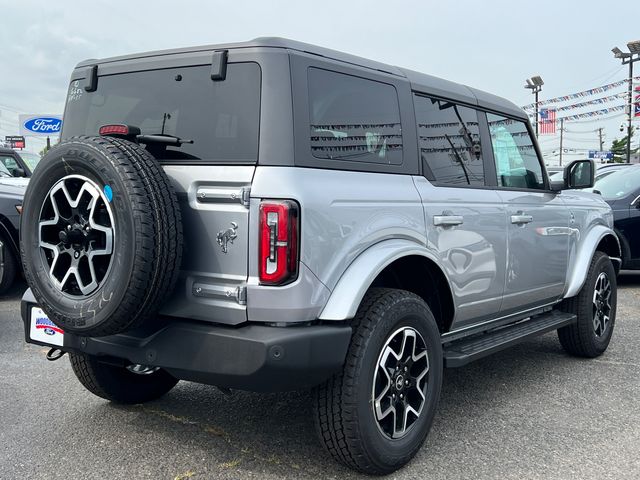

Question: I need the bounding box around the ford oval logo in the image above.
[23,117,62,134]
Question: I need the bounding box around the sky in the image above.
[0,0,638,164]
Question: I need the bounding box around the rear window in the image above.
[63,63,261,163]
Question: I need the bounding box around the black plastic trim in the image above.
[443,310,576,367]
[22,300,351,392]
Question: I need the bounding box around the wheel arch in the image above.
[0,214,19,257]
[565,226,621,298]
[318,239,455,333]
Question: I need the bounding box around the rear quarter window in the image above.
[307,68,403,165]
[63,63,261,163]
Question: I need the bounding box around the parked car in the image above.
[16,151,42,172]
[0,177,27,293]
[592,165,640,270]
[595,162,636,182]
[19,38,620,475]
[0,147,35,177]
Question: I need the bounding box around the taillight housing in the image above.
[259,200,299,285]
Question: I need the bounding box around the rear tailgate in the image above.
[160,165,253,324]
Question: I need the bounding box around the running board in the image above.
[443,310,577,368]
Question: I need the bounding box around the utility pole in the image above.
[612,40,640,163]
[597,127,604,151]
[559,118,564,166]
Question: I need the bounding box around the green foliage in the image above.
[611,126,637,163]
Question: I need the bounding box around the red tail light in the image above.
[259,200,299,285]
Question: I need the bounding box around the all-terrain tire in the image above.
[0,233,17,295]
[313,288,443,475]
[558,251,616,357]
[69,352,178,404]
[20,136,183,337]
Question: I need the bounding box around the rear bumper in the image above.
[21,293,352,392]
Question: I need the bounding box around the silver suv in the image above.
[20,38,620,474]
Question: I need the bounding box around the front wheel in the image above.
[313,288,443,475]
[558,251,617,357]
[69,352,178,404]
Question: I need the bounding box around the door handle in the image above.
[433,215,464,226]
[511,214,533,225]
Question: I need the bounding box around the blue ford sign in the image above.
[19,114,63,137]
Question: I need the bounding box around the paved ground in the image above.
[1,274,639,480]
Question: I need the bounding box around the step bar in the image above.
[443,310,577,368]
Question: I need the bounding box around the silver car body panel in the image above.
[249,167,426,323]
[160,165,254,325]
[560,190,619,298]
[412,177,507,328]
[496,190,569,313]
[319,239,436,321]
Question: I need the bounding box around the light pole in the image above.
[525,76,544,138]
[612,40,640,163]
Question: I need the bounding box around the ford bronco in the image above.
[20,38,620,474]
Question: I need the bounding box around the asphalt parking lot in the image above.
[1,275,639,480]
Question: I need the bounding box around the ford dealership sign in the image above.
[19,114,63,137]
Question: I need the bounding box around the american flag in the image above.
[634,85,640,118]
[539,108,556,134]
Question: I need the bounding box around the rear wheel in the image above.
[69,352,178,404]
[558,251,616,357]
[313,288,443,475]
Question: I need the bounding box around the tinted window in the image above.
[414,95,484,186]
[308,68,402,165]
[63,63,261,163]
[593,166,640,201]
[487,114,545,190]
[18,152,40,171]
[0,155,19,176]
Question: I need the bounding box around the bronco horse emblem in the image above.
[216,222,238,254]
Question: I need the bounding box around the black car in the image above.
[593,164,640,269]
[0,147,35,177]
[0,177,27,293]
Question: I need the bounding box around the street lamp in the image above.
[612,40,640,163]
[525,75,544,138]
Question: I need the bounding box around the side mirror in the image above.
[11,168,26,177]
[564,159,595,190]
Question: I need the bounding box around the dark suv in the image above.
[20,38,620,474]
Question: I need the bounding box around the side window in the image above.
[414,94,484,186]
[308,68,402,165]
[0,156,17,176]
[487,113,545,190]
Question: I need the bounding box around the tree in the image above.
[610,126,638,163]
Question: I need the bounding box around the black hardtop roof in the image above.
[0,147,20,155]
[76,37,526,120]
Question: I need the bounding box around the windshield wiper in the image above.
[136,134,194,146]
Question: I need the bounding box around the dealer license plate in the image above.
[29,307,64,347]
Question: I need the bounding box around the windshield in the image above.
[593,166,640,201]
[63,63,261,163]
[19,152,41,171]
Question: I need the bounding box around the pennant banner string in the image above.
[522,76,640,110]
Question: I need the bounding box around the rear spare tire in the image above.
[21,136,182,337]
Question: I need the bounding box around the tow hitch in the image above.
[46,348,66,361]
